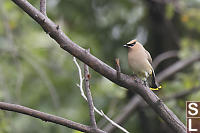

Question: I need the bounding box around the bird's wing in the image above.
[145,50,152,64]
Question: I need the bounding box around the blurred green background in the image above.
[0,0,200,133]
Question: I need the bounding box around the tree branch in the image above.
[74,57,129,133]
[104,84,200,132]
[10,0,186,132]
[103,95,142,132]
[115,58,121,80]
[103,54,200,132]
[0,102,105,133]
[84,49,97,129]
[104,86,200,133]
[40,0,46,16]
[157,54,200,82]
[152,50,178,69]
[162,86,200,101]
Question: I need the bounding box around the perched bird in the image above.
[123,39,161,90]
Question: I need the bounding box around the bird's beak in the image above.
[123,44,128,48]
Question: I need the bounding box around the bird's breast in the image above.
[128,50,151,74]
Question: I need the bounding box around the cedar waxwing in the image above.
[123,39,161,90]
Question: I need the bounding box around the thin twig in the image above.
[73,57,87,100]
[73,57,129,133]
[103,95,141,132]
[73,57,102,114]
[115,58,121,80]
[84,49,97,129]
[100,110,130,133]
[97,100,117,128]
[40,0,46,16]
[0,102,105,133]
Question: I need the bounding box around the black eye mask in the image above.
[127,41,136,47]
[123,41,136,48]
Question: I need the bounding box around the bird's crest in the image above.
[124,39,137,48]
[127,39,137,45]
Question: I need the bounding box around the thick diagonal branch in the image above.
[104,54,200,132]
[10,0,186,132]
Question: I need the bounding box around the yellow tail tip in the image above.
[150,86,162,91]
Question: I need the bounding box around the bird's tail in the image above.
[149,70,161,91]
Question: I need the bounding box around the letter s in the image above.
[188,103,198,116]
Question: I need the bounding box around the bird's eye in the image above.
[133,41,136,45]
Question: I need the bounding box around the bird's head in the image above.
[123,39,137,48]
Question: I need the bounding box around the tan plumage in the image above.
[124,39,161,90]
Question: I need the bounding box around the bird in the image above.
[123,39,161,90]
